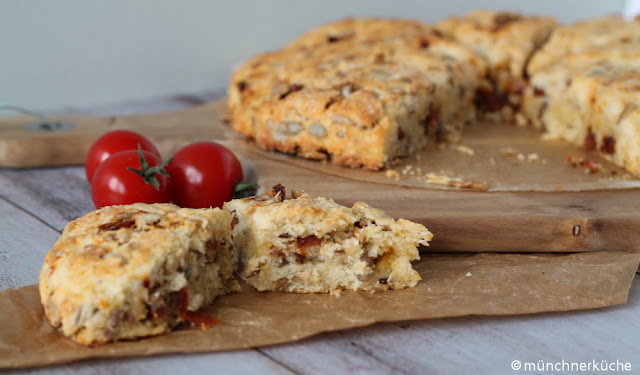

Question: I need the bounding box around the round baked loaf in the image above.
[39,203,239,345]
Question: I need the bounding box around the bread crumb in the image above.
[449,180,490,190]
[527,153,540,163]
[515,113,528,127]
[567,154,601,173]
[385,169,400,179]
[465,272,472,277]
[500,147,518,156]
[583,160,600,174]
[566,154,584,167]
[454,145,475,156]
[425,173,453,186]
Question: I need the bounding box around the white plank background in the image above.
[1,96,638,375]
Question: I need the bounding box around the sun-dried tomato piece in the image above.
[600,136,616,154]
[421,104,442,136]
[532,87,546,97]
[584,159,600,174]
[293,253,306,264]
[171,288,221,329]
[296,235,323,250]
[584,128,597,152]
[98,219,135,232]
[150,306,167,320]
[473,88,502,112]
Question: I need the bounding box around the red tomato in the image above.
[166,141,244,208]
[91,149,172,209]
[85,130,160,182]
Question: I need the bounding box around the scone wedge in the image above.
[523,45,640,174]
[527,16,640,75]
[435,10,558,116]
[228,18,486,170]
[39,203,239,345]
[224,185,432,296]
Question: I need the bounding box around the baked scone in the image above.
[224,185,432,296]
[227,13,640,176]
[522,46,640,173]
[39,203,239,345]
[284,18,443,49]
[527,16,640,75]
[228,18,486,170]
[521,16,640,174]
[435,10,558,114]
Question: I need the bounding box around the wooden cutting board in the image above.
[1,101,639,252]
[0,101,227,168]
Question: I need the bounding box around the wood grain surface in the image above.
[0,99,225,168]
[4,99,640,252]
[236,140,640,252]
[0,94,638,375]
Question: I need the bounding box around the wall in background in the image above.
[1,0,626,111]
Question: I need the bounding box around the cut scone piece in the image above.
[522,46,640,174]
[224,185,432,295]
[522,16,640,175]
[435,10,558,115]
[527,16,640,75]
[39,203,239,345]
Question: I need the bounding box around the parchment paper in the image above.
[244,121,640,192]
[1,250,638,369]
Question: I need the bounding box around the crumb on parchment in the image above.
[454,145,475,156]
[501,147,546,164]
[384,167,489,190]
[424,173,489,191]
[566,154,601,174]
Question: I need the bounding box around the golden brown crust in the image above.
[436,11,558,77]
[228,18,486,170]
[528,16,640,74]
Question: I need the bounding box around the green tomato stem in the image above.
[233,181,259,199]
[127,144,173,191]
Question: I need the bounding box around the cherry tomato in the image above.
[91,149,172,209]
[85,130,160,182]
[166,141,243,208]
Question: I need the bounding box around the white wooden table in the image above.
[1,95,638,375]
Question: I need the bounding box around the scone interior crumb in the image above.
[225,185,432,295]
